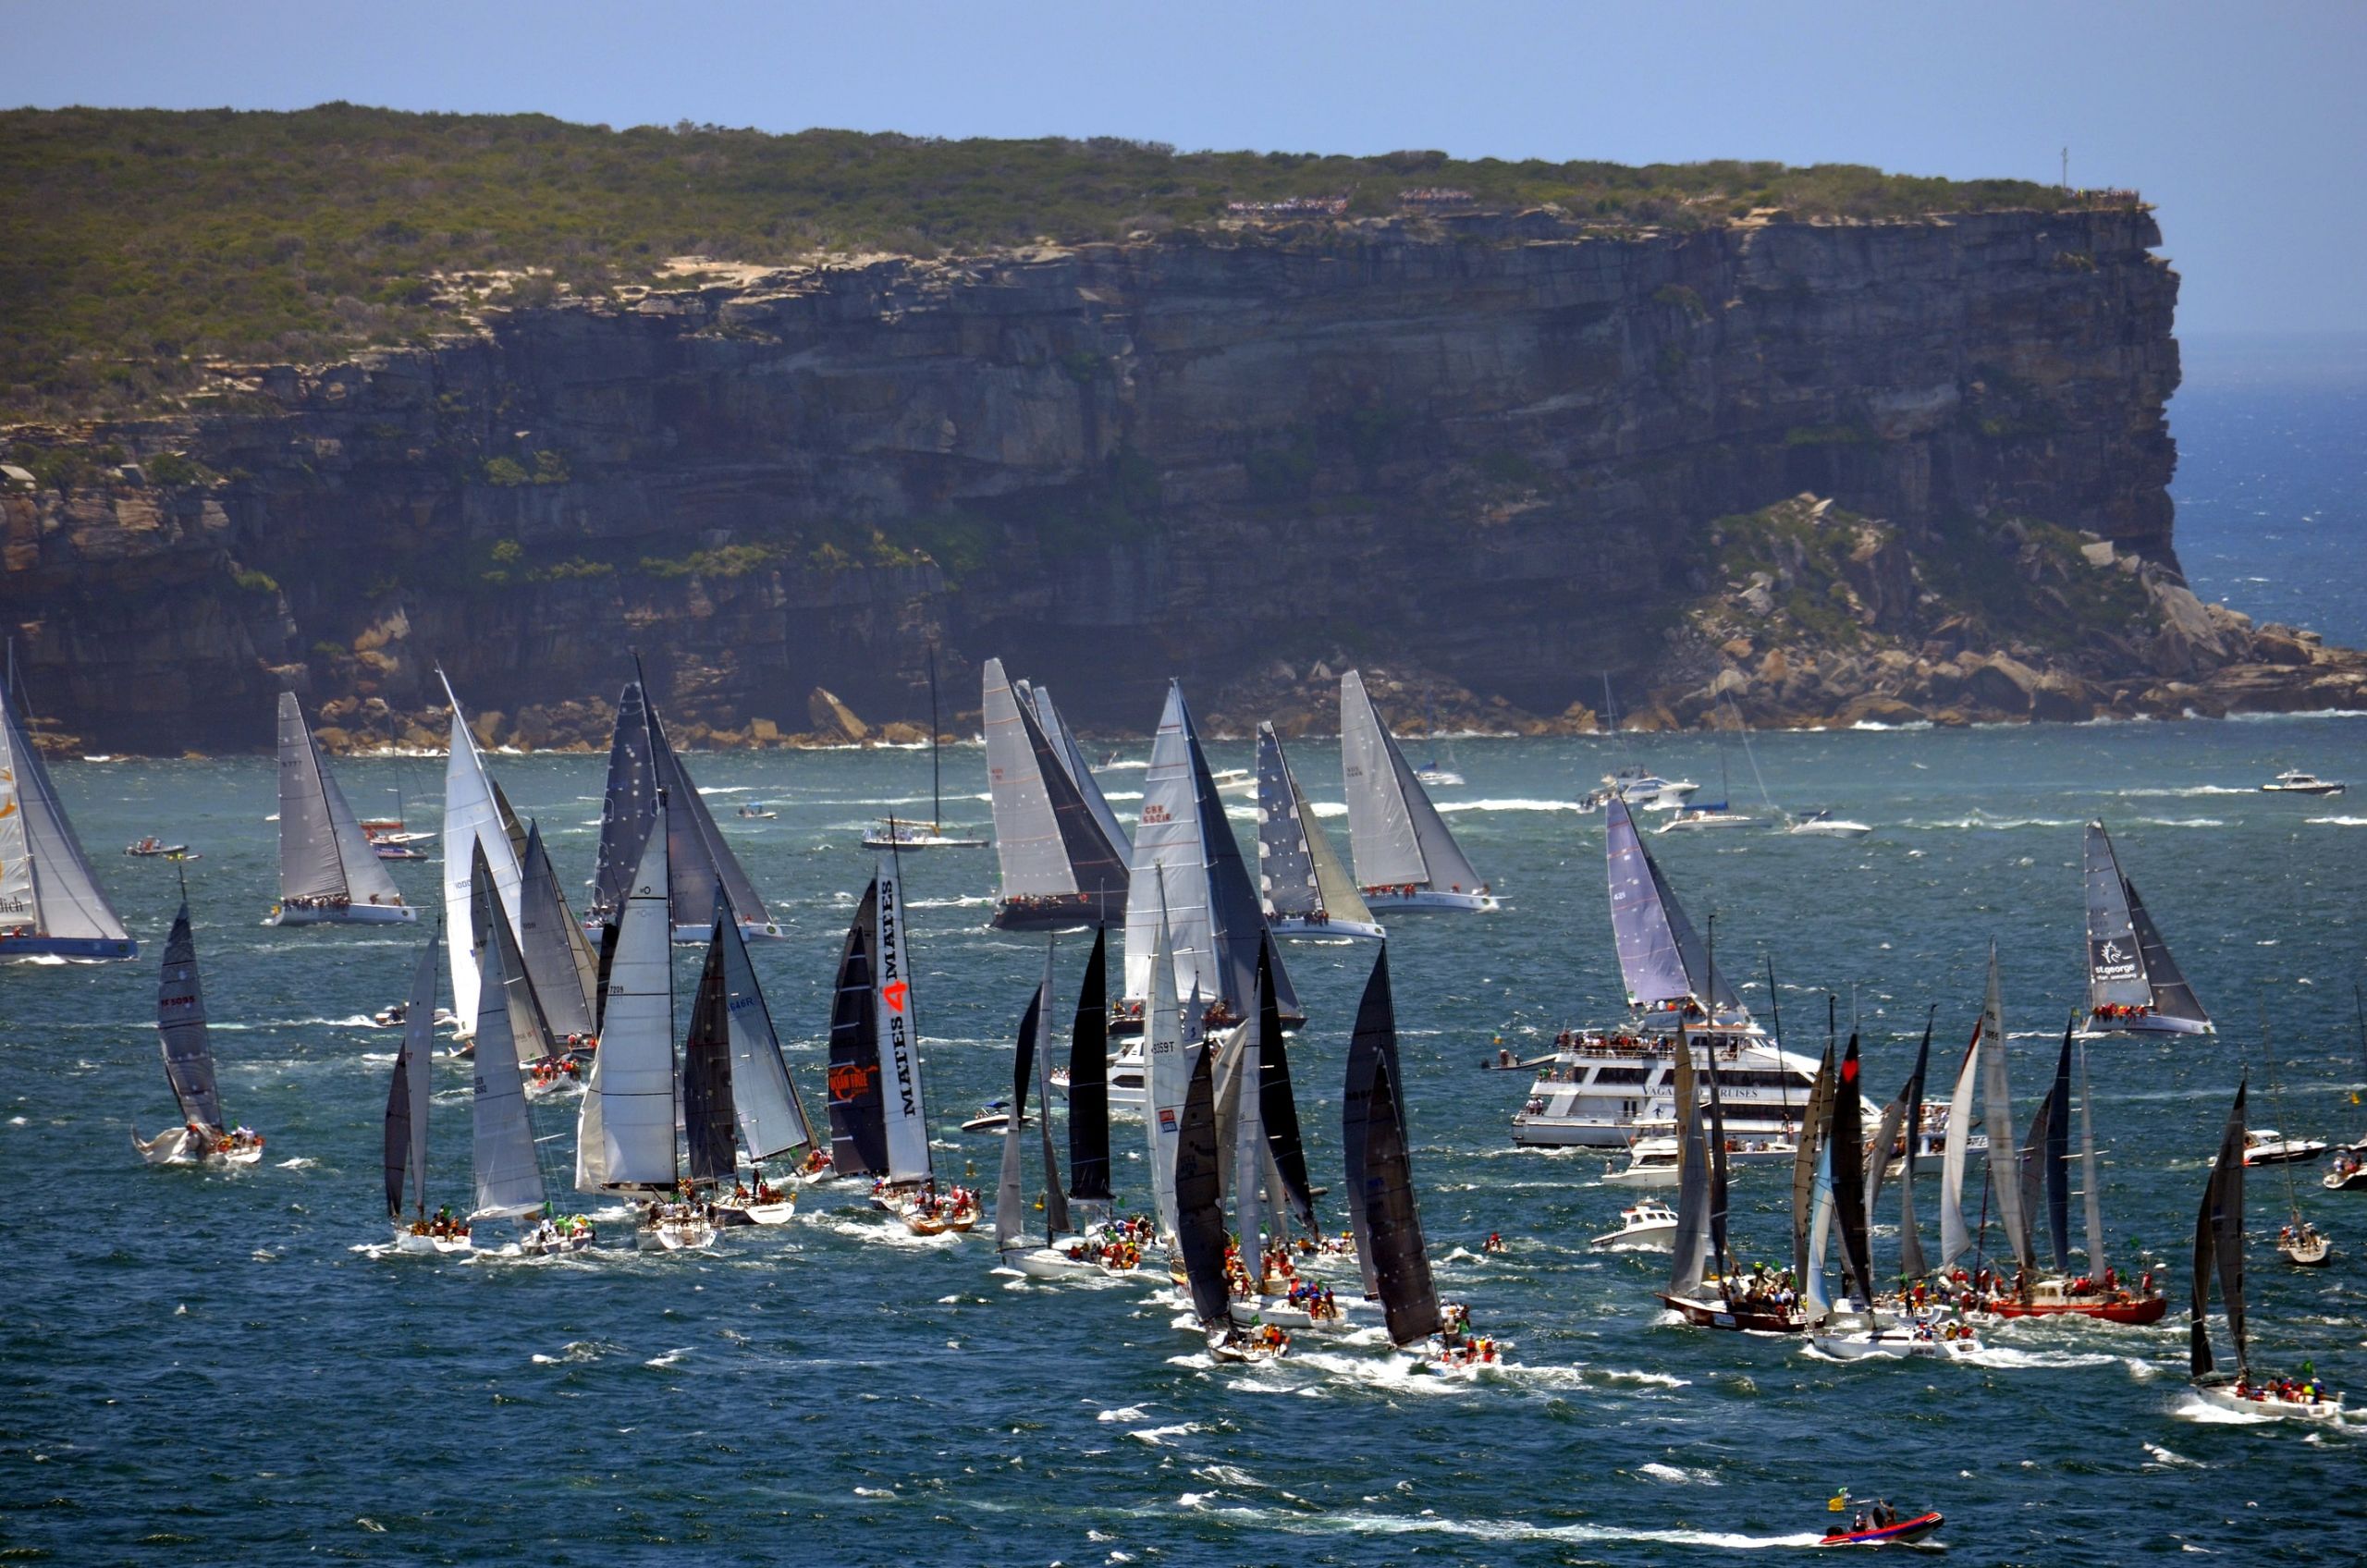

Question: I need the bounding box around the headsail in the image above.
[1978,945,2035,1280]
[1339,669,1484,894]
[1067,927,1114,1202]
[1667,1025,1713,1299]
[155,897,225,1132]
[575,794,677,1191]
[468,849,548,1219]
[1172,1035,1233,1328]
[515,822,599,1041]
[682,920,741,1187]
[1895,1020,1932,1280]
[985,661,1128,928]
[1025,681,1134,859]
[826,880,888,1177]
[995,978,1045,1255]
[1604,796,1741,1015]
[1143,881,1188,1243]
[1830,1035,1877,1311]
[1791,1043,1836,1285]
[1232,989,1267,1267]
[714,888,814,1164]
[384,925,439,1219]
[2192,1078,2249,1379]
[2085,821,2213,1034]
[2077,1038,2106,1277]
[875,860,932,1187]
[591,680,658,924]
[2043,1022,2075,1273]
[648,693,771,934]
[1252,936,1318,1234]
[276,692,403,909]
[1936,1020,1981,1268]
[0,680,133,952]
[1341,949,1440,1341]
[439,672,525,1029]
[1257,723,1377,931]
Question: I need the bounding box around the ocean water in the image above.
[7,722,2367,1566]
[9,338,2367,1564]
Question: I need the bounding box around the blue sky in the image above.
[5,0,2361,336]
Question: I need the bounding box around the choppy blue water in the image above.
[9,339,2367,1565]
[8,721,2367,1565]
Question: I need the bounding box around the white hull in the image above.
[2193,1380,2344,1420]
[637,1217,718,1252]
[670,919,784,946]
[1813,1329,1981,1360]
[1785,819,1872,838]
[716,1196,798,1227]
[391,1224,474,1256]
[1656,812,1755,834]
[1362,888,1498,913]
[1268,914,1387,942]
[1514,1030,1833,1149]
[134,1127,263,1167]
[1010,1246,1103,1280]
[520,1228,595,1255]
[1591,1203,1680,1249]
[266,902,418,926]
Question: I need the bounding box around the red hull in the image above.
[1985,1295,2167,1325]
[1821,1511,1942,1547]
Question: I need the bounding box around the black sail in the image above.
[1895,1018,1932,1280]
[1067,926,1114,1201]
[592,680,658,923]
[2045,1022,2074,1273]
[827,880,889,1177]
[2193,1078,2249,1378]
[383,1039,414,1219]
[1830,1035,1876,1310]
[682,921,740,1185]
[1341,950,1441,1346]
[1173,1038,1233,1328]
[1252,936,1318,1234]
[2017,1094,2054,1281]
[1700,1036,1732,1279]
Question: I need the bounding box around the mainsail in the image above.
[2043,1023,2074,1273]
[2192,1078,2250,1379]
[682,925,740,1187]
[275,692,404,911]
[591,674,772,936]
[1829,1036,1877,1311]
[1338,669,1484,894]
[384,925,439,1219]
[515,821,599,1041]
[2077,1038,2107,1277]
[875,861,932,1188]
[995,977,1048,1255]
[469,849,548,1219]
[1341,949,1441,1342]
[1667,1026,1713,1300]
[1977,945,2035,1279]
[1256,724,1377,931]
[1232,990,1267,1266]
[1067,927,1114,1203]
[439,672,524,1030]
[983,659,1128,928]
[575,796,677,1191]
[1143,884,1189,1243]
[155,897,225,1131]
[826,880,888,1177]
[1251,936,1318,1234]
[1791,1043,1836,1286]
[2085,820,2213,1034]
[1604,796,1742,1014]
[591,680,658,923]
[0,680,134,955]
[1936,1021,1982,1268]
[1121,681,1297,1021]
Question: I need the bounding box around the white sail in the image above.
[439,676,524,1029]
[0,681,130,945]
[2078,1038,2106,1276]
[394,928,439,1219]
[984,659,1074,898]
[1977,945,2033,1274]
[1144,881,1188,1244]
[1937,1030,1981,1268]
[577,799,677,1190]
[1339,669,1483,893]
[875,860,932,1186]
[0,701,33,926]
[515,823,598,1042]
[717,890,813,1161]
[469,852,547,1219]
[1804,1137,1835,1322]
[1233,1011,1265,1263]
[1257,723,1375,927]
[1122,683,1215,1003]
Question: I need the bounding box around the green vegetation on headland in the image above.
[2,104,2111,423]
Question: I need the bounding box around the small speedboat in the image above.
[1785,809,1873,839]
[1591,1199,1680,1249]
[735,803,779,820]
[1819,1509,1944,1549]
[1656,806,1755,833]
[2262,770,2345,796]
[961,1101,1024,1134]
[373,841,429,862]
[2324,1149,2367,1191]
[1207,766,1257,796]
[2243,1128,2328,1167]
[859,820,987,850]
[1603,1130,1683,1187]
[1414,764,1465,788]
[124,837,190,857]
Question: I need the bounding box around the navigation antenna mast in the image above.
[2061,147,2069,192]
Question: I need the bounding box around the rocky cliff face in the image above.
[4,204,2264,752]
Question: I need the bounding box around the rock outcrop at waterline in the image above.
[5,202,2344,752]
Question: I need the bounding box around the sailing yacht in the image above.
[575,791,716,1253]
[2190,1079,2345,1419]
[1339,670,1498,912]
[981,657,1128,930]
[1256,723,1383,941]
[996,943,1090,1275]
[588,672,783,944]
[2079,821,2214,1037]
[1114,680,1300,1040]
[863,648,987,849]
[1169,1015,1287,1364]
[0,680,138,960]
[133,888,264,1166]
[266,694,415,925]
[463,847,577,1253]
[438,672,527,1035]
[1658,1025,1809,1333]
[1511,796,1838,1148]
[691,889,823,1225]
[384,925,475,1254]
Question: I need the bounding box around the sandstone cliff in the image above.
[9,203,2326,753]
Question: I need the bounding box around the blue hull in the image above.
[1,934,140,961]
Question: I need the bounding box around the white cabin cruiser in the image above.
[2262,770,2345,796]
[1591,1198,1680,1248]
[2243,1128,2327,1167]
